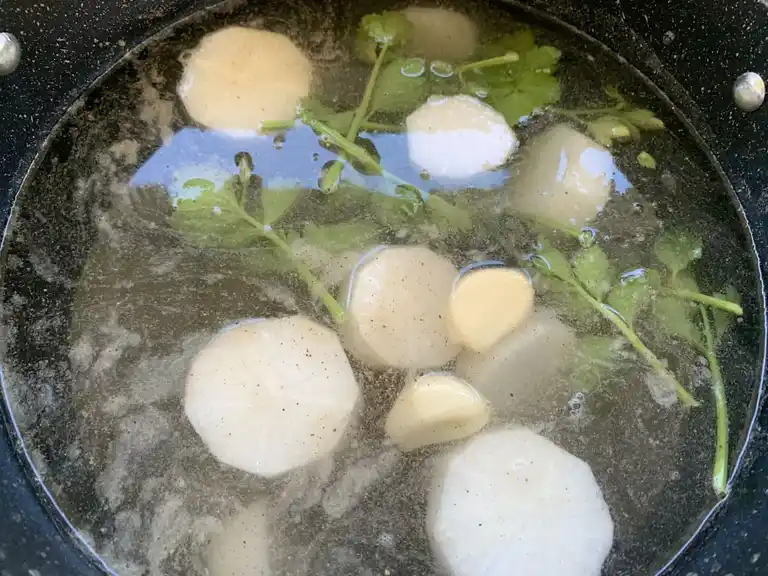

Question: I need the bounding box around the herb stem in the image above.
[235,207,346,325]
[456,52,520,75]
[570,281,700,407]
[361,121,404,132]
[320,43,391,192]
[260,119,296,131]
[303,116,383,176]
[699,303,729,497]
[664,288,744,316]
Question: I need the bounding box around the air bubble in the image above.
[579,227,597,248]
[273,134,285,150]
[401,57,426,77]
[212,206,222,216]
[430,60,455,78]
[619,268,648,284]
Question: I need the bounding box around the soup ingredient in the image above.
[429,427,614,576]
[556,86,666,147]
[449,267,534,352]
[510,124,616,227]
[322,12,412,192]
[455,309,576,418]
[401,7,478,61]
[471,29,561,126]
[649,229,742,496]
[406,95,519,179]
[207,501,272,576]
[343,246,460,369]
[178,27,311,133]
[184,316,360,478]
[530,237,699,406]
[171,161,346,324]
[385,373,490,451]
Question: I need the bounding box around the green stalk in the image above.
[699,303,729,497]
[570,281,700,407]
[360,121,404,132]
[665,289,744,316]
[456,51,520,76]
[303,116,383,176]
[260,119,296,131]
[233,159,346,325]
[320,43,391,192]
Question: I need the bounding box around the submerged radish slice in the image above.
[343,246,460,369]
[510,124,617,226]
[429,428,614,576]
[385,373,490,451]
[406,95,519,180]
[184,316,359,478]
[455,309,576,418]
[178,27,311,133]
[207,501,272,576]
[449,267,534,353]
[401,7,478,61]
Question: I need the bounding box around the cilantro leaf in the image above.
[531,237,573,281]
[356,11,412,62]
[261,187,300,225]
[622,108,665,130]
[171,178,261,249]
[653,296,704,349]
[425,194,472,233]
[653,229,703,276]
[302,222,380,253]
[605,277,653,327]
[370,57,429,113]
[586,116,632,146]
[571,244,614,301]
[570,336,629,393]
[490,73,560,125]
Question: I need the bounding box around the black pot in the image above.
[0,0,766,574]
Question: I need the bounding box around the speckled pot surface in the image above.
[0,0,766,574]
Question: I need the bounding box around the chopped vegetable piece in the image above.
[401,6,478,61]
[207,501,272,576]
[385,372,490,451]
[449,267,534,352]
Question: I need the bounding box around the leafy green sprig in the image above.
[650,229,741,496]
[555,86,665,146]
[528,236,700,407]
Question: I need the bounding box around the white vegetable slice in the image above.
[429,428,614,576]
[207,501,272,576]
[449,267,534,353]
[510,124,618,226]
[401,7,478,61]
[455,309,576,418]
[178,27,312,133]
[406,95,519,180]
[184,316,360,478]
[385,373,490,451]
[343,246,460,369]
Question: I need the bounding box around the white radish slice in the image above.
[429,427,614,576]
[178,27,312,133]
[401,7,478,61]
[449,267,534,353]
[455,309,576,419]
[510,124,617,227]
[385,373,490,451]
[406,95,519,180]
[207,501,272,576]
[184,316,359,478]
[342,246,460,369]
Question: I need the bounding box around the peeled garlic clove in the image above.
[449,267,535,353]
[385,372,490,451]
[401,7,478,61]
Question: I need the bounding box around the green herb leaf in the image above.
[637,151,657,169]
[302,222,380,253]
[713,285,741,343]
[234,246,294,275]
[356,11,412,61]
[426,194,472,233]
[261,187,300,225]
[536,276,601,328]
[570,335,628,392]
[531,237,573,281]
[653,296,703,349]
[586,116,632,146]
[521,45,561,72]
[571,244,614,301]
[669,269,700,293]
[490,73,560,125]
[606,278,653,327]
[622,108,665,130]
[171,178,260,249]
[653,229,703,276]
[370,57,429,113]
